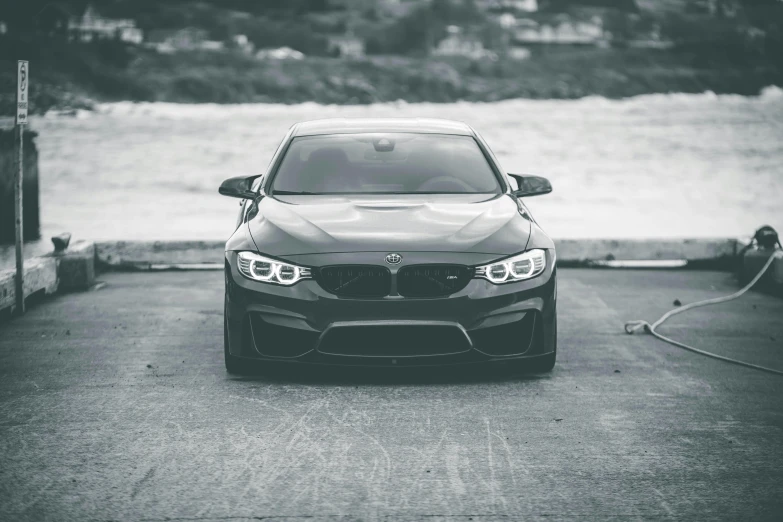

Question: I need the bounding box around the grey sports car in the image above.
[219,118,557,372]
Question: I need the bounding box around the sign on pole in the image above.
[14,60,28,314]
[17,60,29,125]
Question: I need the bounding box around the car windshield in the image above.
[270,133,501,195]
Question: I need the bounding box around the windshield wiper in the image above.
[272,190,320,195]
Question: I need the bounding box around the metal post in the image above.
[14,123,25,314]
[14,59,29,315]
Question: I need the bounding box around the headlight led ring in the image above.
[475,249,547,284]
[237,251,310,286]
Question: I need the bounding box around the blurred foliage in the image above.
[3,40,781,115]
[0,0,781,113]
[540,0,639,12]
[365,0,486,55]
[2,0,781,56]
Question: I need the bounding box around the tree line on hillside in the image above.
[2,0,782,55]
[1,0,781,113]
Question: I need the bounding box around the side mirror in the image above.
[508,174,552,198]
[219,175,261,200]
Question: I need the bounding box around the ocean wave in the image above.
[759,85,783,100]
[31,82,783,240]
[71,86,782,120]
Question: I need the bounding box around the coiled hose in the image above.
[624,249,783,376]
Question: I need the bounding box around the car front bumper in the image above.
[224,251,557,366]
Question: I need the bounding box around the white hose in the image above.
[624,250,783,376]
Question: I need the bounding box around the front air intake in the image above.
[318,324,472,357]
[397,265,472,297]
[468,312,537,357]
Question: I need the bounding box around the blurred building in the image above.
[146,28,225,53]
[34,2,143,43]
[480,0,539,12]
[328,35,366,58]
[513,15,607,46]
[434,25,498,60]
[67,4,143,44]
[484,0,538,13]
[539,0,638,11]
[507,46,532,59]
[688,0,742,18]
[230,35,255,55]
[256,47,306,60]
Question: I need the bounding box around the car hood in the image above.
[247,194,531,256]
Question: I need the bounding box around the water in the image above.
[32,88,783,242]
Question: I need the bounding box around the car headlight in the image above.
[236,251,311,285]
[475,249,547,284]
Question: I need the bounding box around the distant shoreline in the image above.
[34,84,773,118]
[2,47,781,115]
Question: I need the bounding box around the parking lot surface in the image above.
[1,269,782,521]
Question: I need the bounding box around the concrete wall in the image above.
[2,237,770,318]
[0,128,40,244]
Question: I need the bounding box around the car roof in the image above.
[292,118,474,137]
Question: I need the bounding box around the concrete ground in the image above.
[1,269,782,521]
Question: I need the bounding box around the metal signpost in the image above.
[15,60,29,314]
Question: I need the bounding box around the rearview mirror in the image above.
[219,175,261,199]
[508,174,552,198]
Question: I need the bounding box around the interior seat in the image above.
[300,147,353,193]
